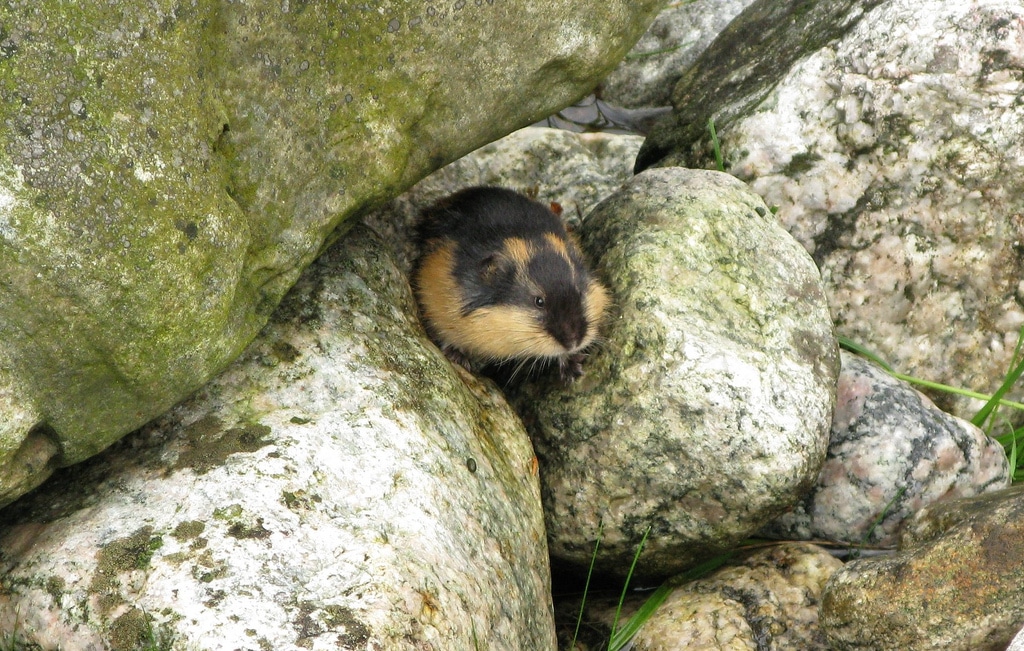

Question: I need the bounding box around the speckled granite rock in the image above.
[821,485,1024,651]
[763,350,1010,545]
[0,225,555,650]
[512,167,838,579]
[636,0,1024,418]
[600,0,758,108]
[0,0,664,507]
[634,0,882,171]
[578,543,842,651]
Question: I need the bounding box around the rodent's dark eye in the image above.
[534,296,545,309]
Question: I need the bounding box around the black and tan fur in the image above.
[412,186,609,382]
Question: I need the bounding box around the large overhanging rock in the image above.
[0,0,663,506]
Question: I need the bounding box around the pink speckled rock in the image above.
[763,350,1009,545]
[636,0,1024,420]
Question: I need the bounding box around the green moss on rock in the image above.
[96,527,163,575]
[171,520,206,542]
[173,421,273,475]
[44,575,65,606]
[0,0,666,513]
[89,526,164,617]
[109,607,174,651]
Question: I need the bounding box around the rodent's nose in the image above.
[549,318,587,353]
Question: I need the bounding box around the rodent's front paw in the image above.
[558,354,585,384]
[442,345,474,372]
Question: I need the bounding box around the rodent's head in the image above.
[460,234,609,361]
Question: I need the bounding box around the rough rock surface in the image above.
[600,0,758,108]
[636,0,1024,418]
[634,0,882,171]
[821,485,1024,651]
[764,351,1010,545]
[513,167,838,579]
[0,226,555,650]
[1009,625,1024,651]
[581,543,842,651]
[0,0,664,506]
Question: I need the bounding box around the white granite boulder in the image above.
[0,226,555,650]
[512,167,839,579]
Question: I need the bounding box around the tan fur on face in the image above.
[415,242,556,360]
[543,233,573,270]
[459,306,566,359]
[456,279,609,361]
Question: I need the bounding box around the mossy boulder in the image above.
[0,0,663,506]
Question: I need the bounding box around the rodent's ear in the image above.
[479,251,512,284]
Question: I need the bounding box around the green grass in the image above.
[569,524,604,650]
[607,526,651,650]
[570,525,740,651]
[839,330,1024,482]
[607,550,734,651]
[0,605,32,651]
[708,117,724,172]
[845,485,908,560]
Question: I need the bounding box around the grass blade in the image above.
[995,424,1024,482]
[839,336,1024,413]
[850,485,907,559]
[607,582,671,651]
[971,325,1024,428]
[609,525,652,650]
[1009,430,1019,482]
[570,524,603,650]
[837,336,894,372]
[707,117,724,172]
